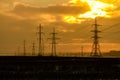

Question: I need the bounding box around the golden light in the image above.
[64,16,76,23]
[79,0,115,18]
[64,0,115,23]
[64,16,85,23]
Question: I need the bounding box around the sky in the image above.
[0,0,120,55]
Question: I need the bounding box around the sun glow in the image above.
[64,0,115,23]
[64,16,84,23]
[79,0,115,18]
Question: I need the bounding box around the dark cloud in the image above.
[11,2,90,17]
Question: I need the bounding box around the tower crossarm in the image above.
[91,17,102,57]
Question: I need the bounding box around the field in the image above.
[0,56,119,80]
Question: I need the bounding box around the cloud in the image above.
[0,11,38,53]
[11,2,90,17]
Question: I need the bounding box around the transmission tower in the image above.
[48,27,59,56]
[81,46,84,57]
[32,41,35,56]
[91,18,102,57]
[38,24,44,56]
[17,46,20,56]
[23,40,26,56]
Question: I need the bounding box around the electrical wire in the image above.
[102,22,120,31]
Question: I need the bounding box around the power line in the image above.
[100,22,120,39]
[103,30,120,39]
[102,22,120,31]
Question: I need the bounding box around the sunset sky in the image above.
[0,0,120,55]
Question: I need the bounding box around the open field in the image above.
[0,56,119,80]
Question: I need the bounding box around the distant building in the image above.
[108,50,120,57]
[110,50,120,53]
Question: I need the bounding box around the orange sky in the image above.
[0,0,120,55]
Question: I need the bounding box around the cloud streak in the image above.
[11,2,90,17]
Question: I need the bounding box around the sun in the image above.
[78,0,115,18]
[64,0,115,23]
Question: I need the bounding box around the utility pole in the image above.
[18,46,20,56]
[48,27,59,56]
[23,40,26,56]
[91,18,102,57]
[32,41,35,56]
[81,46,84,57]
[38,24,44,56]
